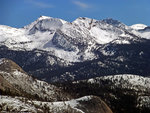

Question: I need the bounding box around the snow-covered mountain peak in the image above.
[24,16,67,33]
[130,24,147,30]
[100,18,131,31]
[101,18,123,26]
[37,15,67,24]
[38,15,52,20]
[74,17,95,21]
[131,24,150,39]
[73,17,97,29]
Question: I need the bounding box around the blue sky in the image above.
[0,0,150,28]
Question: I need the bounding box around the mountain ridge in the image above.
[0,16,150,82]
[0,58,113,113]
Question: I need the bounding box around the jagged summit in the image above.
[102,18,121,24]
[101,18,127,29]
[73,17,96,22]
[73,17,97,29]
[73,17,97,23]
[38,15,52,20]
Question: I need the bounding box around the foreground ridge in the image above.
[0,58,113,113]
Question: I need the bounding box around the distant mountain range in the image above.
[0,16,150,113]
[0,16,150,82]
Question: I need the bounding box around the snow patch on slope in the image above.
[0,96,37,112]
[0,95,92,113]
[87,74,150,91]
[90,27,118,44]
[0,25,29,42]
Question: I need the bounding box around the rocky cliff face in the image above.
[0,58,70,101]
